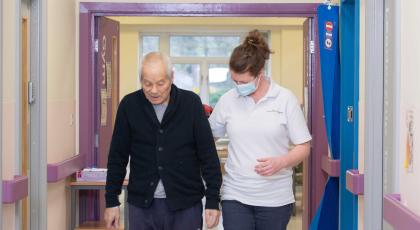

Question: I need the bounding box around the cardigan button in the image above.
[159,129,164,134]
[158,147,164,151]
[158,166,163,171]
[150,181,154,186]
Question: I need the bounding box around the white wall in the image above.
[358,0,365,229]
[398,0,420,217]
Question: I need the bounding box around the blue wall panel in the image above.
[339,0,359,229]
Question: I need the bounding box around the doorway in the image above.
[21,17,30,230]
[79,3,326,229]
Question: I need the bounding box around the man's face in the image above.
[141,61,173,105]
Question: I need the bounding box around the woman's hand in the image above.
[254,156,286,176]
[254,142,311,176]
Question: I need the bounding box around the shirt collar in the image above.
[265,79,280,99]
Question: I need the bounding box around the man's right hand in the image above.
[104,206,120,229]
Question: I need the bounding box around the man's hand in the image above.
[205,209,220,229]
[104,206,120,229]
[255,156,286,176]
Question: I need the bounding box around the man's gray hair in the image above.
[139,52,173,79]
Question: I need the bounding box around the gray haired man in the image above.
[104,52,222,230]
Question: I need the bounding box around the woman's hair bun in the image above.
[244,30,263,46]
[229,29,273,76]
[243,29,272,60]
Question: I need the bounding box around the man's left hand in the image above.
[205,209,220,229]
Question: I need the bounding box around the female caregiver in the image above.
[209,29,312,230]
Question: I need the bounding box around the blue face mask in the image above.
[235,77,260,96]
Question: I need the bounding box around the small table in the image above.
[68,181,128,230]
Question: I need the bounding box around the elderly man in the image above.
[104,52,222,230]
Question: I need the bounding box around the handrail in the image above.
[345,169,364,195]
[321,155,340,177]
[47,154,86,183]
[384,194,420,229]
[2,175,28,204]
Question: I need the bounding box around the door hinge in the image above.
[28,81,35,104]
[310,40,315,54]
[347,106,354,123]
[95,133,99,148]
[94,39,99,53]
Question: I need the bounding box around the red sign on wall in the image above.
[326,21,333,31]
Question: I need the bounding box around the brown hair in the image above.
[229,29,273,77]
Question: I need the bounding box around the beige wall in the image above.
[2,0,18,181]
[115,17,305,104]
[47,0,76,229]
[279,28,304,104]
[119,26,140,99]
[1,0,18,229]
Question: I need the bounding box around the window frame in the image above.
[139,29,271,105]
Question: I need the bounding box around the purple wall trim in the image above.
[321,155,340,177]
[80,11,95,167]
[384,194,420,230]
[47,154,86,183]
[345,169,364,195]
[305,15,328,226]
[79,3,319,17]
[2,175,28,204]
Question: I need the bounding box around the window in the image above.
[140,31,270,107]
[208,64,234,106]
[173,63,201,93]
[142,36,160,56]
[170,36,240,57]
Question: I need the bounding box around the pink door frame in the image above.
[78,2,328,228]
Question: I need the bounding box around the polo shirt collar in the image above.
[265,79,280,99]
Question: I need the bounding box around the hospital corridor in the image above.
[1,0,420,230]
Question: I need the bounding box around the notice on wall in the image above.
[404,110,414,173]
[101,89,108,126]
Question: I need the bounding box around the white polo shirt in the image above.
[209,80,312,207]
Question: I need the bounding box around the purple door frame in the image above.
[95,16,120,222]
[79,2,327,228]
